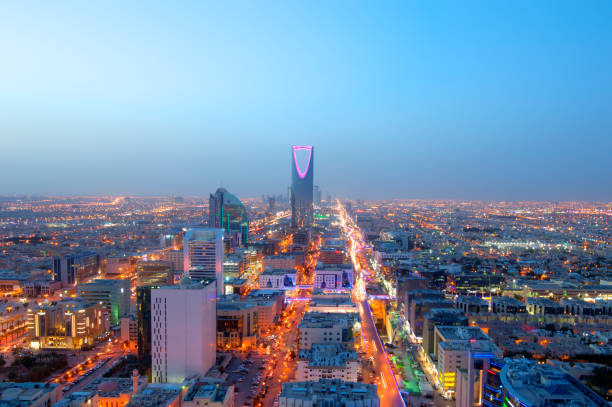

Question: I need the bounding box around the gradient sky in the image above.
[1,1,611,200]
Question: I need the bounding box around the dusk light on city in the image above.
[0,2,611,407]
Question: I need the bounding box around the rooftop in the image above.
[280,379,378,403]
[298,343,357,367]
[501,359,607,407]
[435,326,490,341]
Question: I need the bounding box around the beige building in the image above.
[28,298,107,350]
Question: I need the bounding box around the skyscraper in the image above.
[183,228,224,295]
[291,145,314,228]
[151,277,216,383]
[208,188,249,245]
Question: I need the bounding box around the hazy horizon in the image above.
[2,1,611,201]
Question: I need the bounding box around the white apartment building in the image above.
[297,343,359,381]
[151,277,217,383]
[298,312,358,350]
[279,379,379,407]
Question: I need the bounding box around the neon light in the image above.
[292,145,312,179]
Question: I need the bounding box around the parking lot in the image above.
[223,353,274,407]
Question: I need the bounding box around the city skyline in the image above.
[2,2,611,200]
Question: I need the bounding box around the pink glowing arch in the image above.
[292,145,312,179]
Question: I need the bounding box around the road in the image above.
[261,301,306,407]
[337,202,406,407]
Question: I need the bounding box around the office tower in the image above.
[136,260,173,286]
[291,145,314,228]
[77,279,130,326]
[313,185,321,204]
[208,188,249,245]
[151,277,216,383]
[184,228,224,296]
[52,251,101,285]
[137,285,155,375]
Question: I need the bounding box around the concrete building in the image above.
[151,278,217,384]
[120,314,138,344]
[125,384,185,407]
[500,359,607,407]
[182,381,234,407]
[77,279,130,326]
[262,255,296,270]
[184,228,224,296]
[28,298,106,350]
[422,308,467,357]
[455,296,489,314]
[308,292,358,313]
[0,382,61,407]
[313,263,353,290]
[409,298,454,338]
[105,256,137,278]
[297,343,359,382]
[136,261,173,287]
[53,251,101,286]
[439,339,501,404]
[432,326,491,361]
[162,250,184,274]
[259,268,296,290]
[526,297,565,315]
[216,296,259,349]
[298,312,359,350]
[491,296,527,314]
[246,289,285,332]
[279,379,379,407]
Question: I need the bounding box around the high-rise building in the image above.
[313,185,321,204]
[151,277,217,384]
[77,279,130,326]
[291,145,314,228]
[52,251,101,286]
[183,228,224,296]
[208,188,249,245]
[136,285,156,376]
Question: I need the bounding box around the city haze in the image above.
[1,1,611,200]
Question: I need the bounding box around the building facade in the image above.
[151,278,217,384]
[184,228,224,296]
[209,188,249,245]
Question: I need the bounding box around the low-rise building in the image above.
[262,255,296,270]
[136,260,173,286]
[279,379,379,407]
[526,297,565,315]
[182,382,234,407]
[0,382,61,407]
[77,279,131,326]
[313,263,353,290]
[298,312,359,350]
[259,268,296,290]
[217,296,258,349]
[500,359,607,407]
[491,296,526,314]
[28,298,107,350]
[455,296,488,314]
[297,343,359,382]
[125,384,185,407]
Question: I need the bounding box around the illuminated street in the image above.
[338,203,406,407]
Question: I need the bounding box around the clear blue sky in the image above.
[1,1,611,200]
